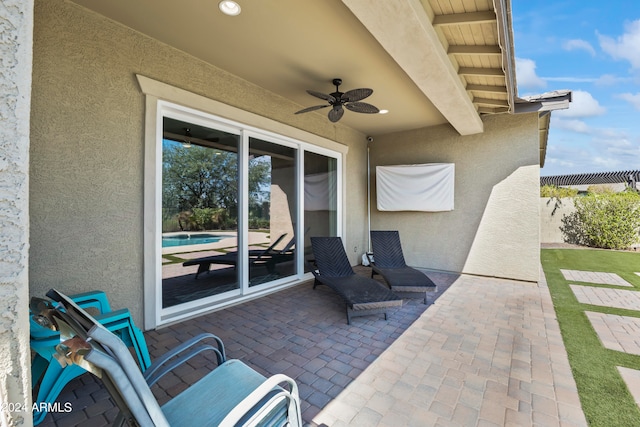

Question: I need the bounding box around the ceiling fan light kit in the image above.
[295,78,380,122]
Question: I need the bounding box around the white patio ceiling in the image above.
[70,0,515,136]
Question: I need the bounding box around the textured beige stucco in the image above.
[1,0,34,425]
[371,113,540,282]
[540,198,576,243]
[30,0,369,325]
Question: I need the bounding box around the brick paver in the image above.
[37,267,586,427]
[570,285,640,311]
[561,269,633,287]
[38,267,455,426]
[313,270,587,427]
[585,311,640,355]
[618,367,640,408]
[585,311,640,356]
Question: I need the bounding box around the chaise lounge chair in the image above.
[183,233,292,279]
[368,230,437,304]
[310,237,403,324]
[38,289,302,427]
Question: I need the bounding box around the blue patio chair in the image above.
[30,291,151,425]
[40,289,302,427]
[368,230,437,304]
[309,236,403,324]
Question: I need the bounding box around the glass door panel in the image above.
[247,137,297,286]
[303,151,338,271]
[161,117,240,307]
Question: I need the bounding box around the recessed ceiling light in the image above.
[379,109,389,114]
[219,1,241,16]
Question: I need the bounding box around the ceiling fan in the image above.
[295,78,380,122]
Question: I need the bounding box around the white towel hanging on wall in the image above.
[376,163,455,212]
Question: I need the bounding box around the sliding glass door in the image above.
[150,101,341,325]
[303,151,338,269]
[247,137,298,287]
[161,117,240,308]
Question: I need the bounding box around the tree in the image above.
[162,141,271,229]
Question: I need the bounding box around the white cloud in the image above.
[515,58,546,89]
[598,19,640,69]
[543,123,640,176]
[562,39,596,56]
[595,74,631,86]
[616,92,640,110]
[553,118,592,133]
[554,90,605,118]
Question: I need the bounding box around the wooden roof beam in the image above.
[433,11,497,27]
[448,45,502,56]
[466,84,508,93]
[342,0,483,135]
[473,97,509,107]
[459,67,505,77]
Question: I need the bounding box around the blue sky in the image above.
[511,1,640,176]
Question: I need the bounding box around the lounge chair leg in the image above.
[195,263,211,280]
[346,306,351,325]
[384,312,387,320]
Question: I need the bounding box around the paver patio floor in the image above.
[37,266,586,426]
[39,267,453,426]
[313,271,586,427]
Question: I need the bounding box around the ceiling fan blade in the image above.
[328,106,344,122]
[342,88,373,102]
[295,104,330,114]
[345,102,380,114]
[307,90,336,103]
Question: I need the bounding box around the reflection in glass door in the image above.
[161,117,240,308]
[247,137,297,287]
[303,151,338,270]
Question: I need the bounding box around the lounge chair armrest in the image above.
[144,344,223,387]
[218,374,301,427]
[143,333,226,383]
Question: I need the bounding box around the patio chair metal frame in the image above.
[30,291,151,425]
[39,289,302,427]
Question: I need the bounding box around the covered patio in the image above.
[37,268,586,426]
[2,0,575,424]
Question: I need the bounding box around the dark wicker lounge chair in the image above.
[310,237,402,324]
[183,233,291,279]
[369,230,437,304]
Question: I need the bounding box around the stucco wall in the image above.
[1,0,34,424]
[30,0,369,325]
[371,113,540,282]
[540,198,576,243]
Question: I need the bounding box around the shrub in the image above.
[561,192,640,250]
[586,184,615,194]
[540,185,578,198]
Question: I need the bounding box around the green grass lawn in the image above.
[541,249,640,426]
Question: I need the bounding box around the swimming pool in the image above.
[162,233,225,248]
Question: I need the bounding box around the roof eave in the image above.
[513,90,572,167]
[494,0,517,111]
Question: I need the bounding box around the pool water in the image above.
[162,233,224,248]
